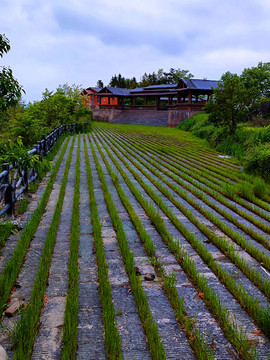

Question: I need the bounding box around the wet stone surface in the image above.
[87,135,152,359]
[32,137,78,359]
[93,129,270,358]
[1,128,270,359]
[0,138,73,358]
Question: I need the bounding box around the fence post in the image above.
[23,167,28,192]
[37,141,42,161]
[42,134,47,157]
[2,163,14,218]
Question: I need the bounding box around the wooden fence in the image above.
[0,123,79,218]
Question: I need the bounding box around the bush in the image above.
[216,137,244,159]
[253,177,268,198]
[193,123,216,141]
[177,117,195,131]
[177,112,208,131]
[244,143,270,181]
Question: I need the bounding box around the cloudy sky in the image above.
[1,0,270,103]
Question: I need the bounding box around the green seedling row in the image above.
[0,135,67,253]
[62,135,81,359]
[91,127,257,360]
[94,136,215,360]
[98,127,270,255]
[13,136,76,359]
[132,129,270,208]
[100,130,270,298]
[108,127,270,207]
[83,135,122,360]
[88,134,166,360]
[93,127,270,338]
[108,127,241,183]
[0,136,70,314]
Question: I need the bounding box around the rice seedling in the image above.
[0,136,71,315]
[13,136,76,359]
[91,127,258,359]
[62,135,81,359]
[83,134,122,360]
[88,134,166,360]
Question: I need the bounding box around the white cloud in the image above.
[0,0,270,102]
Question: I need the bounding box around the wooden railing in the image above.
[98,104,157,110]
[0,123,80,218]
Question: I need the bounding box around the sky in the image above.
[1,0,270,103]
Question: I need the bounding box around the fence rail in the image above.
[0,122,80,218]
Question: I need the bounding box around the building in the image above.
[84,78,219,127]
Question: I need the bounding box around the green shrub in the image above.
[177,112,208,131]
[216,137,244,159]
[253,177,268,198]
[177,117,195,131]
[244,143,270,181]
[192,122,215,141]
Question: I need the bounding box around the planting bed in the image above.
[0,123,270,359]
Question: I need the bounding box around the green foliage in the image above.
[96,80,104,88]
[17,197,30,215]
[31,91,76,128]
[0,136,39,169]
[252,177,267,198]
[0,34,10,57]
[0,136,51,174]
[177,117,195,131]
[244,142,270,181]
[0,34,24,112]
[108,68,193,88]
[73,103,92,122]
[0,221,13,250]
[0,67,24,112]
[10,112,44,145]
[241,61,270,99]
[204,74,252,135]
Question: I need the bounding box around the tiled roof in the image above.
[144,84,178,89]
[105,87,131,96]
[86,87,101,92]
[182,79,219,90]
[130,87,145,93]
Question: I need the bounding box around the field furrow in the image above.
[0,123,270,359]
[92,123,270,359]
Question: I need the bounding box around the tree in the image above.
[0,34,10,57]
[204,74,252,135]
[138,68,193,86]
[28,90,77,128]
[56,83,83,102]
[0,34,24,112]
[163,68,194,83]
[241,62,270,100]
[109,73,127,88]
[96,80,104,88]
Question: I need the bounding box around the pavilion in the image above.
[86,78,220,126]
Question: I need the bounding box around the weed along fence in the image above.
[1,122,270,359]
[0,123,78,217]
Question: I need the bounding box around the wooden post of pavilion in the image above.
[188,91,192,104]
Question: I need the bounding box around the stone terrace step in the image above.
[112,110,168,127]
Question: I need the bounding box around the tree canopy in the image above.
[0,34,24,112]
[240,61,270,101]
[107,68,193,89]
[204,73,253,135]
[204,62,270,135]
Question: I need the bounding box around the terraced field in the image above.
[1,122,270,359]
